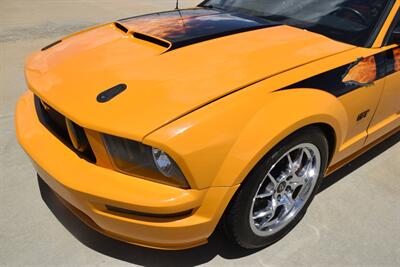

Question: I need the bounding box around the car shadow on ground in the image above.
[38,132,399,266]
[38,178,260,266]
[317,131,399,193]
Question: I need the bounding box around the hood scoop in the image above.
[132,32,171,48]
[114,22,172,49]
[116,8,279,51]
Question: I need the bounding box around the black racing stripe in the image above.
[384,48,396,75]
[169,25,270,50]
[280,49,397,97]
[281,64,358,97]
[375,51,388,79]
[118,8,280,50]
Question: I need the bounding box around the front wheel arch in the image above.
[211,89,347,188]
[221,126,330,248]
[213,119,342,188]
[312,123,336,165]
[243,123,336,184]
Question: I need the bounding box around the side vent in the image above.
[133,32,171,48]
[114,22,129,33]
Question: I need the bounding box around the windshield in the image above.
[200,0,391,46]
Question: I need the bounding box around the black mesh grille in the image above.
[34,95,96,163]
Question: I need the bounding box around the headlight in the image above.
[102,134,189,188]
[152,148,178,177]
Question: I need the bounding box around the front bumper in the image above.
[15,91,238,250]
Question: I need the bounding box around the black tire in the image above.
[222,126,329,249]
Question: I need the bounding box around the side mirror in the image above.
[391,27,400,44]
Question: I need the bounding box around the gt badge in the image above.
[357,110,370,122]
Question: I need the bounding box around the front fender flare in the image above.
[145,87,348,189]
[212,89,348,187]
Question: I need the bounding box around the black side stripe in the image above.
[281,48,399,97]
[375,52,388,79]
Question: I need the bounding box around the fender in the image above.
[212,89,347,187]
[144,83,348,189]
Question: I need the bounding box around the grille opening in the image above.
[133,32,170,48]
[34,95,96,163]
[114,22,129,33]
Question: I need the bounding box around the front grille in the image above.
[34,95,96,163]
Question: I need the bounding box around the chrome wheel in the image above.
[249,143,321,236]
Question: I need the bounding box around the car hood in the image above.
[25,8,354,141]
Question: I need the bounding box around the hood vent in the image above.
[114,22,171,49]
[114,22,129,33]
[132,32,171,48]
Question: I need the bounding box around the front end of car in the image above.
[15,90,238,249]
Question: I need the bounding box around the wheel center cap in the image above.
[277,182,286,193]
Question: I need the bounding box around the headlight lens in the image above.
[102,134,189,188]
[152,148,175,177]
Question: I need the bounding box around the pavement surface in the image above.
[1,0,399,266]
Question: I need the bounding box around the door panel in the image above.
[332,79,385,165]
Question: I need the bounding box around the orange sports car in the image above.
[16,0,400,249]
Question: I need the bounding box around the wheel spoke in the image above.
[287,153,294,170]
[293,149,305,172]
[260,216,279,229]
[289,174,306,188]
[268,173,278,186]
[252,207,274,220]
[298,157,313,179]
[301,149,314,174]
[256,190,274,199]
[304,156,317,178]
[260,198,280,228]
[282,192,295,212]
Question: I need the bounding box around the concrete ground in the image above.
[1,0,399,266]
